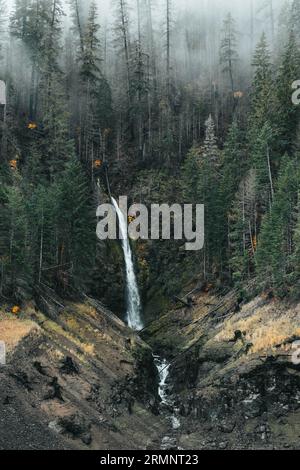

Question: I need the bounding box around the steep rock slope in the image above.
[143,291,300,450]
[0,299,165,450]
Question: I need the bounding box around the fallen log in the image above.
[173,296,194,308]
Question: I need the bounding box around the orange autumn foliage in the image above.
[94,159,102,168]
[11,306,20,315]
[9,159,18,170]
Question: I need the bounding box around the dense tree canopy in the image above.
[0,0,300,311]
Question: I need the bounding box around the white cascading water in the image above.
[111,198,179,446]
[153,355,181,431]
[111,197,144,331]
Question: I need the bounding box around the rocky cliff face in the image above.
[2,291,300,450]
[144,291,300,450]
[0,299,164,450]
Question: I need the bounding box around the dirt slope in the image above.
[0,300,166,450]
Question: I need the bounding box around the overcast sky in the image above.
[4,0,283,16]
[3,0,286,31]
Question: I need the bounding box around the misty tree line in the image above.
[0,0,299,307]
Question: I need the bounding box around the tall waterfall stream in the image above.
[111,197,143,331]
[112,197,180,448]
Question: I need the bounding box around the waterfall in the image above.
[111,197,143,331]
[153,355,181,431]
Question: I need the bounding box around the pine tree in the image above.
[36,0,74,180]
[23,142,46,185]
[69,0,84,57]
[256,158,300,294]
[10,0,51,117]
[220,120,247,271]
[229,169,257,284]
[39,0,64,100]
[182,146,202,204]
[0,0,6,63]
[4,174,34,299]
[221,120,246,212]
[113,0,132,110]
[203,114,220,164]
[54,157,95,292]
[248,35,276,218]
[290,0,300,44]
[199,115,222,276]
[291,194,300,290]
[220,13,239,93]
[0,161,11,297]
[75,1,112,167]
[80,1,101,84]
[275,32,300,156]
[251,121,274,209]
[182,116,222,278]
[131,15,149,160]
[10,0,32,41]
[165,0,173,98]
[257,0,275,46]
[277,1,293,53]
[25,183,56,288]
[249,33,274,131]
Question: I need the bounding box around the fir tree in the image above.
[220,13,239,93]
[54,157,95,292]
[203,115,220,164]
[248,35,276,218]
[221,120,246,212]
[249,33,274,131]
[290,0,300,44]
[251,121,274,209]
[5,174,33,298]
[10,0,51,117]
[220,120,247,271]
[182,146,202,204]
[76,1,112,166]
[256,158,300,294]
[80,1,101,84]
[229,169,257,284]
[199,115,222,276]
[275,32,300,156]
[0,0,6,62]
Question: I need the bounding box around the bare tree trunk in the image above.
[229,59,234,94]
[137,0,143,158]
[166,0,171,99]
[146,0,157,158]
[120,0,131,108]
[29,63,36,118]
[228,25,234,93]
[267,144,274,202]
[269,0,275,48]
[73,0,84,54]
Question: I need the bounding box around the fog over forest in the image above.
[1,0,300,453]
[0,0,299,295]
[1,0,291,145]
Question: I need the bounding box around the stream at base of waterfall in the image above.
[153,355,182,450]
